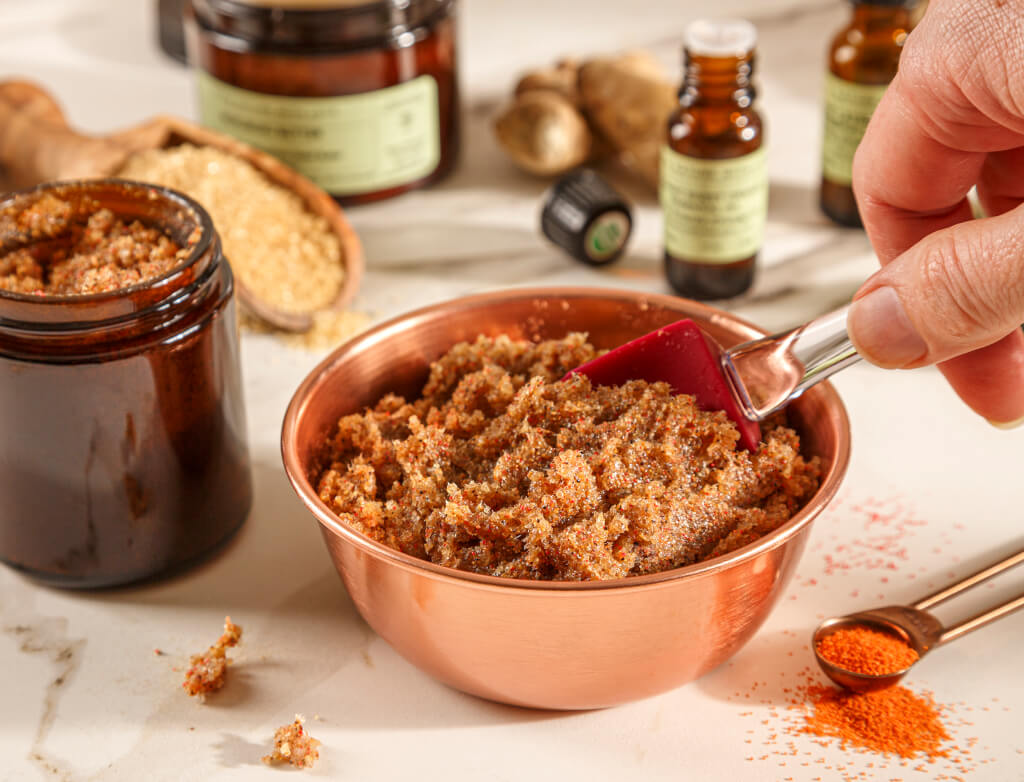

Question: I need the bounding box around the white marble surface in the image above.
[2,1,1023,780]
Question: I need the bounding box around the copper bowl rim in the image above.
[281,286,851,594]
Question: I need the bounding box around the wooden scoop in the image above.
[0,80,364,333]
[567,307,859,451]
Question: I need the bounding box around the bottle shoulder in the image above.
[826,17,908,83]
[666,108,763,159]
[667,105,763,131]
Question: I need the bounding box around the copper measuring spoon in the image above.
[812,547,1024,692]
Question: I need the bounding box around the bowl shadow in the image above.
[696,627,824,709]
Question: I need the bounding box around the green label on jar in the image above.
[822,73,888,186]
[660,146,767,264]
[196,72,441,197]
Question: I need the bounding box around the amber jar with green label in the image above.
[661,19,767,301]
[187,0,459,205]
[820,0,916,227]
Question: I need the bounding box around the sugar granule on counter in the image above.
[262,715,321,769]
[118,144,346,323]
[816,625,919,676]
[292,308,370,351]
[182,616,242,699]
[247,306,371,351]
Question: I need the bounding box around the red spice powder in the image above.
[816,625,919,676]
[801,683,950,760]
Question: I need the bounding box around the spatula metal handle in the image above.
[722,305,860,421]
[785,305,860,396]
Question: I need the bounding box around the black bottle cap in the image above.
[540,169,633,266]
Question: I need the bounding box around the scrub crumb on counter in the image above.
[316,333,821,581]
[262,715,321,769]
[0,194,195,296]
[182,616,242,700]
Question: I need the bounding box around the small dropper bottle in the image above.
[661,18,767,300]
[820,0,916,227]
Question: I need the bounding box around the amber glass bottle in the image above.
[661,19,767,301]
[820,0,915,226]
[188,0,459,206]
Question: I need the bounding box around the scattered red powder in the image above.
[800,683,950,759]
[728,663,990,780]
[819,496,926,576]
[726,494,1004,779]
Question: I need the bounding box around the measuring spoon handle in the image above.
[937,594,1024,645]
[911,548,1024,646]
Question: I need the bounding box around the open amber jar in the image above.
[187,0,459,205]
[0,180,252,588]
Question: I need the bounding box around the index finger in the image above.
[852,0,1024,263]
[852,71,983,265]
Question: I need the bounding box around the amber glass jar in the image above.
[820,0,915,227]
[187,0,459,205]
[661,19,767,301]
[0,180,252,588]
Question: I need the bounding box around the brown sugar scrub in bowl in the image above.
[316,333,821,580]
[0,180,252,588]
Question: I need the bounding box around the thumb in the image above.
[848,203,1024,369]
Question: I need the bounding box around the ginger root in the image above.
[578,53,677,187]
[494,91,592,176]
[493,51,675,189]
[514,59,581,105]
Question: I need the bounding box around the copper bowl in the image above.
[282,288,851,710]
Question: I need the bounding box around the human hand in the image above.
[847,0,1024,427]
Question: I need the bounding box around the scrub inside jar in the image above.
[0,193,198,296]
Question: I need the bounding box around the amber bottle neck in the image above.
[680,51,756,108]
[849,3,914,30]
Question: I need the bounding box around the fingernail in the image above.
[986,415,1024,430]
[848,287,928,368]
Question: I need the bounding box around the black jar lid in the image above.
[541,169,633,267]
[191,0,454,54]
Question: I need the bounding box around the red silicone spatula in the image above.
[566,306,858,451]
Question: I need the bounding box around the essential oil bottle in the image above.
[661,18,767,301]
[820,0,916,227]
